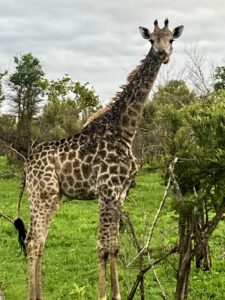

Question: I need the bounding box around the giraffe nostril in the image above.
[159,50,166,56]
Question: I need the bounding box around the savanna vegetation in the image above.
[1,51,225,299]
[1,158,225,299]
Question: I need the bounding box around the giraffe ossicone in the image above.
[18,18,183,300]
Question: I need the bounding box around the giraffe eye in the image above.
[169,39,174,44]
[150,39,154,44]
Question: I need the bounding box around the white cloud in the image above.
[0,0,224,110]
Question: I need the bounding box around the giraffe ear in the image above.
[139,26,151,40]
[172,25,184,39]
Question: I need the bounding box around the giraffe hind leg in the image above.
[98,251,108,300]
[109,210,121,300]
[25,193,60,300]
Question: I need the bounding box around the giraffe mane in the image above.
[83,103,113,126]
[83,57,146,127]
[127,58,145,82]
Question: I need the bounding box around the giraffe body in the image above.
[26,127,137,201]
[22,19,184,300]
[25,126,137,300]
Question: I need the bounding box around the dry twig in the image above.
[0,211,14,224]
[9,144,26,161]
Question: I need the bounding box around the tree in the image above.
[35,75,101,142]
[0,73,5,107]
[133,80,196,165]
[0,114,17,155]
[156,89,225,299]
[8,53,46,156]
[153,80,196,108]
[213,66,225,91]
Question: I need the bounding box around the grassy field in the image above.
[1,156,225,299]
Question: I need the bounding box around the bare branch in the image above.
[0,211,14,224]
[127,157,178,267]
[127,245,178,300]
[184,43,213,96]
[203,200,225,241]
[9,144,26,161]
[147,252,167,299]
[122,211,141,251]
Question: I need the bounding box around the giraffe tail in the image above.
[0,211,27,256]
[14,170,27,256]
[14,217,27,256]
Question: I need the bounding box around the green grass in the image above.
[1,159,225,299]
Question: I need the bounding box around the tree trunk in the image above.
[194,204,204,269]
[203,243,211,271]
[194,215,212,270]
[175,214,193,300]
[140,275,145,300]
[15,116,32,158]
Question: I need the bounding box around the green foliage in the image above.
[153,80,196,108]
[5,53,46,157]
[35,75,101,141]
[0,156,18,179]
[213,66,225,91]
[0,71,7,106]
[135,80,197,164]
[156,88,225,212]
[0,115,17,150]
[9,53,45,117]
[0,53,102,155]
[140,80,196,131]
[47,75,101,123]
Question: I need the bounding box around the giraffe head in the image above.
[139,19,184,64]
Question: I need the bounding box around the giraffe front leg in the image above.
[98,207,109,300]
[98,190,122,300]
[99,211,121,300]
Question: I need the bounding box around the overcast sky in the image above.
[0,0,225,109]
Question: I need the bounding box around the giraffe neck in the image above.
[112,48,162,144]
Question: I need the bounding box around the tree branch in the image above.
[127,157,178,267]
[0,211,14,224]
[127,245,178,300]
[9,144,26,161]
[204,201,225,239]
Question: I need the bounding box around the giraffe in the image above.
[17,19,184,300]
